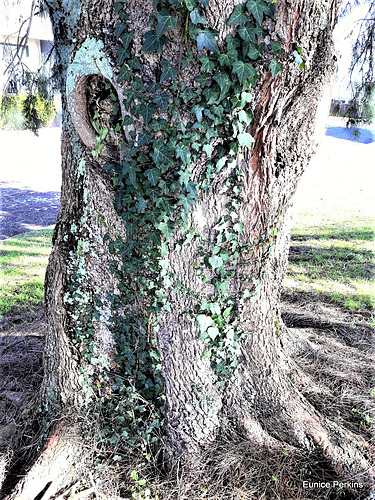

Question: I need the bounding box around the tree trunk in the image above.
[5,0,374,495]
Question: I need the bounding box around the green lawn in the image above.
[0,228,54,317]
[284,218,375,315]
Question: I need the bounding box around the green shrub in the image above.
[0,92,57,131]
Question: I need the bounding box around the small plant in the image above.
[130,470,159,500]
[351,408,374,427]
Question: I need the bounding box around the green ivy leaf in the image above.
[153,92,170,111]
[178,167,191,186]
[232,60,257,84]
[142,30,168,54]
[196,314,214,333]
[225,34,241,51]
[117,65,131,83]
[121,32,134,50]
[118,47,129,65]
[122,162,140,185]
[203,144,212,157]
[160,59,177,82]
[238,24,257,43]
[157,220,174,240]
[184,0,197,11]
[152,140,173,166]
[208,254,224,269]
[176,145,191,166]
[207,326,219,340]
[197,30,219,53]
[138,103,156,124]
[136,197,147,212]
[227,4,249,25]
[238,132,255,148]
[246,0,267,25]
[247,42,261,60]
[270,41,285,55]
[238,109,252,125]
[190,7,208,24]
[192,105,204,122]
[200,55,216,72]
[137,131,151,146]
[213,72,231,101]
[269,59,283,77]
[156,10,178,38]
[144,168,161,186]
[218,49,238,67]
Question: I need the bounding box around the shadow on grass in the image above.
[288,245,374,281]
[291,226,375,242]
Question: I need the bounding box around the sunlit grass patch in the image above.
[285,217,375,314]
[0,228,54,316]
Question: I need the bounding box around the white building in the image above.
[0,0,54,93]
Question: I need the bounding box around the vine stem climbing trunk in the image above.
[3,0,375,497]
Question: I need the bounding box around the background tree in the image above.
[2,0,374,497]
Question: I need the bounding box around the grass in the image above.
[0,228,54,318]
[284,216,375,315]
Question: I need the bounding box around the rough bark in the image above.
[3,0,374,496]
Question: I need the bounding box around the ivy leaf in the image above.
[238,132,255,148]
[238,109,252,125]
[176,145,191,166]
[192,105,204,122]
[190,7,208,24]
[144,168,161,186]
[202,144,212,157]
[213,72,231,101]
[208,254,224,269]
[225,34,240,51]
[156,9,177,38]
[121,32,134,50]
[246,0,267,25]
[232,60,257,84]
[227,4,249,25]
[156,10,177,38]
[199,0,209,7]
[218,49,238,67]
[160,59,177,82]
[116,23,126,38]
[247,42,261,60]
[270,41,285,55]
[138,103,156,124]
[118,47,129,65]
[117,65,131,83]
[178,167,191,186]
[207,326,219,340]
[196,314,215,333]
[136,197,147,212]
[157,220,174,240]
[184,0,197,11]
[137,131,151,146]
[122,162,140,185]
[197,30,219,53]
[238,24,257,43]
[152,92,170,111]
[269,59,283,77]
[152,140,173,166]
[142,30,168,54]
[200,55,216,72]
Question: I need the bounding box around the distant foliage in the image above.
[0,93,56,132]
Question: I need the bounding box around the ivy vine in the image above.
[74,0,285,456]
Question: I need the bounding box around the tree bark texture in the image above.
[34,0,374,488]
